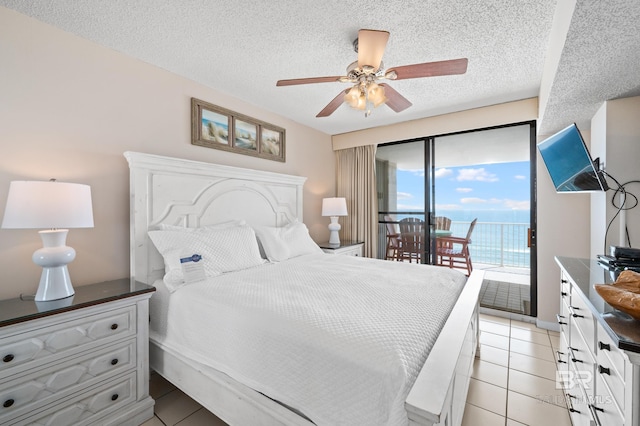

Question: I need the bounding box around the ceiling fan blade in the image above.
[276,76,343,86]
[316,90,349,117]
[388,58,468,80]
[379,84,412,112]
[357,29,389,70]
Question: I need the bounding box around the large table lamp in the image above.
[2,180,94,301]
[321,197,348,246]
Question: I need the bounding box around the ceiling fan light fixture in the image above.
[367,83,387,107]
[344,86,361,108]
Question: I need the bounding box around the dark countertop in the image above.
[556,256,640,353]
[0,278,155,328]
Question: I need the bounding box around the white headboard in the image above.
[125,151,307,284]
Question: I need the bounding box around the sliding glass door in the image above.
[376,122,537,317]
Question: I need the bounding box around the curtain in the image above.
[335,145,378,258]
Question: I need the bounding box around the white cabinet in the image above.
[319,241,364,257]
[0,279,155,426]
[556,257,640,426]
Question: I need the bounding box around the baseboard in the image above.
[535,318,560,332]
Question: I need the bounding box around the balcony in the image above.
[379,219,531,315]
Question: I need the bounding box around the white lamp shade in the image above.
[322,197,348,217]
[2,181,94,229]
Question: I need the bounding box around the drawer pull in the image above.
[555,350,567,364]
[561,291,568,297]
[3,399,14,408]
[2,354,14,363]
[598,365,610,375]
[566,393,580,414]
[556,314,567,326]
[111,358,119,366]
[111,394,119,401]
[568,347,583,363]
[561,279,568,283]
[590,404,604,413]
[110,323,118,330]
[598,341,611,351]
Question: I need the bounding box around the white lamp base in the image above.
[328,216,341,247]
[32,229,76,302]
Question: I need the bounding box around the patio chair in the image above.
[398,217,425,263]
[384,215,401,261]
[436,218,477,275]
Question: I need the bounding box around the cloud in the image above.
[456,187,473,193]
[397,203,425,211]
[399,168,425,177]
[503,199,531,210]
[456,168,499,182]
[397,192,413,200]
[434,168,453,178]
[460,197,487,204]
[514,175,527,180]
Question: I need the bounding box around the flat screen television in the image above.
[538,123,608,192]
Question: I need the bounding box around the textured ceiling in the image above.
[1,0,639,136]
[539,0,640,135]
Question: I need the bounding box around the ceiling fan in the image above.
[276,29,468,118]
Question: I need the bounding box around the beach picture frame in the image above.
[191,98,285,162]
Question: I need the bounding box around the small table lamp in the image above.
[2,180,94,301]
[321,197,348,246]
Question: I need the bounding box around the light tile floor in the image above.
[142,314,572,426]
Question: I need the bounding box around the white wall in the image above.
[590,96,640,257]
[536,130,591,328]
[332,98,538,150]
[0,8,335,299]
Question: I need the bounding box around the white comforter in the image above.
[150,254,467,426]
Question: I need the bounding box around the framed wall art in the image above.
[191,98,286,162]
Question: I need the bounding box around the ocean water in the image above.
[390,209,531,267]
[436,209,530,224]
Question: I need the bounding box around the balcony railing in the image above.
[377,220,530,269]
[451,221,530,268]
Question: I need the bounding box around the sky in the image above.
[396,161,531,214]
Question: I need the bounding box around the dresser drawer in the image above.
[0,306,136,376]
[13,372,137,426]
[594,373,625,426]
[568,293,595,350]
[565,377,592,426]
[0,339,136,424]
[596,348,625,413]
[569,320,596,397]
[596,322,626,382]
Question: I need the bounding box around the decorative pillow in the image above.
[148,225,265,291]
[255,220,322,262]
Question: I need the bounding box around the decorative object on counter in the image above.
[191,97,285,162]
[321,197,348,246]
[595,270,640,320]
[1,180,94,301]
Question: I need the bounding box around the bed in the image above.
[125,151,483,426]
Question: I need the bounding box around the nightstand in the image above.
[0,278,155,426]
[318,241,364,257]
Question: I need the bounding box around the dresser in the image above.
[0,278,155,426]
[318,241,364,257]
[555,257,640,426]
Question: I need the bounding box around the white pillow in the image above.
[148,225,265,291]
[255,220,322,262]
